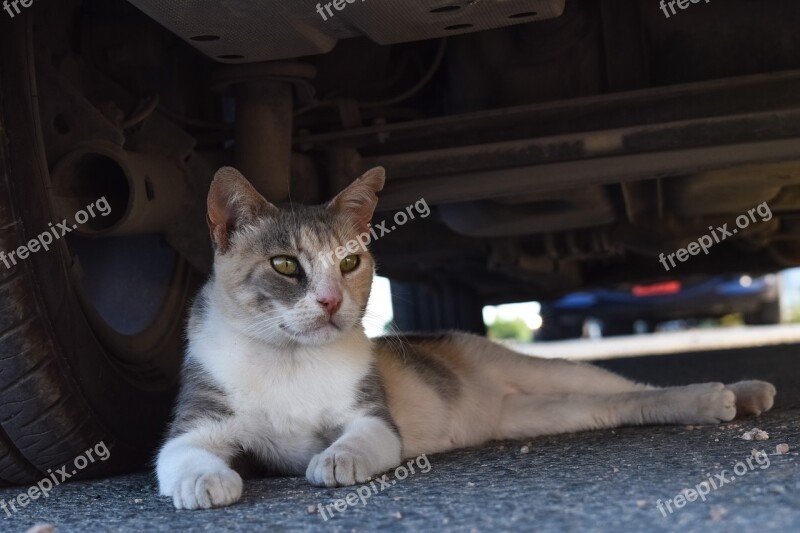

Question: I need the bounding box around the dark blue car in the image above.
[537,275,780,340]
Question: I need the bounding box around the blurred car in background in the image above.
[537,275,780,340]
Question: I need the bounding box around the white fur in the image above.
[156,289,402,509]
[157,427,243,509]
[306,416,402,487]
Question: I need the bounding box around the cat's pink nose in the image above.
[317,295,342,316]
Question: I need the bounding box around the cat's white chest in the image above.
[226,347,365,429]
[190,323,373,470]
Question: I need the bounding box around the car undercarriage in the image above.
[24,0,800,315]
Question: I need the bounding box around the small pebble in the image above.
[133,498,142,504]
[307,505,317,514]
[636,500,648,508]
[25,526,55,533]
[741,428,769,441]
[768,485,785,495]
[776,443,790,455]
[391,512,403,520]
[710,506,727,521]
[520,446,530,454]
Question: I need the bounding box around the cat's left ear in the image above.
[328,167,386,233]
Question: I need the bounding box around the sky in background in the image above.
[364,276,393,337]
[781,268,800,312]
[482,302,542,330]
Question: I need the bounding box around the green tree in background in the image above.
[487,318,533,342]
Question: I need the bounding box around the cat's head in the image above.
[206,166,385,347]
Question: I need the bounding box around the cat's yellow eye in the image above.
[271,256,300,276]
[340,255,360,273]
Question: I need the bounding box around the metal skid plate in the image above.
[126,0,565,63]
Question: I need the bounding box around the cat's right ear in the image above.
[207,167,278,254]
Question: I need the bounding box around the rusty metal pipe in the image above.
[234,82,293,202]
[50,144,187,236]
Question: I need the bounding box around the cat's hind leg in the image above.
[495,382,737,439]
[475,340,776,417]
[726,380,776,415]
[470,337,651,395]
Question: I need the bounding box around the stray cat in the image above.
[156,166,777,510]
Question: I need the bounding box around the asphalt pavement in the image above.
[0,336,798,533]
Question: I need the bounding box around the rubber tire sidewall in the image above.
[0,18,181,483]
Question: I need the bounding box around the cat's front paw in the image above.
[727,380,776,416]
[686,382,737,424]
[306,447,377,487]
[167,467,243,510]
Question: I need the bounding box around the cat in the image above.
[156,165,777,510]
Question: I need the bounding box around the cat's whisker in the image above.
[238,318,282,334]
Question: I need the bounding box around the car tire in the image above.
[601,320,635,337]
[536,312,584,341]
[744,300,781,326]
[0,18,192,484]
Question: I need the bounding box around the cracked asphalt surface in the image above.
[1,340,798,532]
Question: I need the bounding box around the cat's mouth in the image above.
[279,320,342,342]
[308,320,341,333]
